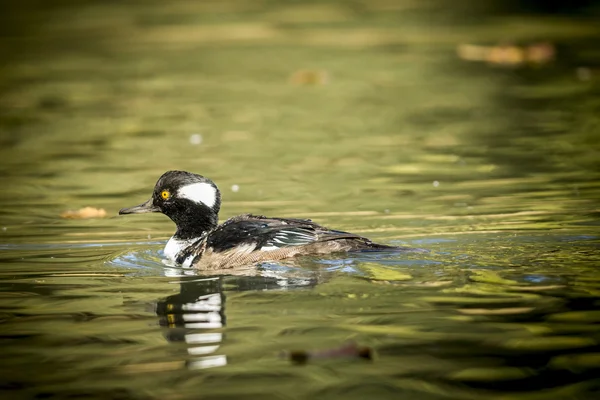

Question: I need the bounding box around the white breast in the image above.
[164,236,195,261]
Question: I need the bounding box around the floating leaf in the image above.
[61,207,107,219]
[456,42,555,67]
[360,263,412,281]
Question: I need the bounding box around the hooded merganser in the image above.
[119,171,422,270]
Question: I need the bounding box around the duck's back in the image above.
[184,214,414,270]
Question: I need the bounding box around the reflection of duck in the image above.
[120,171,424,270]
[155,272,320,370]
[155,276,226,370]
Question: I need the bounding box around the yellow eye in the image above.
[160,190,170,200]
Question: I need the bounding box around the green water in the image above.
[1,1,600,399]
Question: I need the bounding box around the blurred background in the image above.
[1,0,598,232]
[1,1,600,399]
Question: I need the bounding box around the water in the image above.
[1,1,600,399]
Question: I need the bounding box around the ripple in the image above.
[106,247,166,275]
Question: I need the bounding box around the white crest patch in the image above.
[178,182,217,208]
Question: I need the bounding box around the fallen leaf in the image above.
[61,207,107,219]
[457,41,555,67]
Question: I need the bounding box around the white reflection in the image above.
[187,355,227,370]
[183,322,222,329]
[185,333,223,344]
[181,311,221,323]
[188,345,220,355]
[159,277,227,370]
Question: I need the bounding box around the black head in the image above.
[119,171,222,239]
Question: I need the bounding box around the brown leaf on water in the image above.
[457,42,555,67]
[486,44,526,66]
[60,207,107,219]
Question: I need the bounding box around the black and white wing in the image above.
[205,214,364,253]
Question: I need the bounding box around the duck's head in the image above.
[119,171,221,238]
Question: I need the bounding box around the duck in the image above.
[119,170,423,270]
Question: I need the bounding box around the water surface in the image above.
[1,1,600,399]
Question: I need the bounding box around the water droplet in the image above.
[189,134,202,145]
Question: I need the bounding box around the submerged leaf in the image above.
[360,263,412,281]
